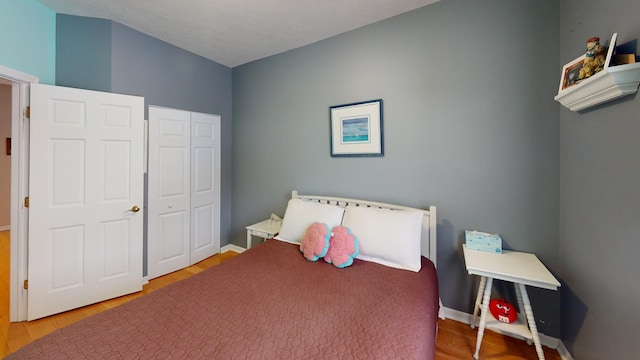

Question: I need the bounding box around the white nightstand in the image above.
[462,245,560,360]
[245,219,281,249]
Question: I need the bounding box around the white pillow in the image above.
[342,206,423,272]
[274,199,345,244]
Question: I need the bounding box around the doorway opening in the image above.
[0,64,39,322]
[1,80,11,330]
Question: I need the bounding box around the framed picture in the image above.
[603,33,618,68]
[559,55,585,92]
[329,99,383,157]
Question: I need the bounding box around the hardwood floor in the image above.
[435,318,562,359]
[0,230,237,357]
[1,230,11,357]
[1,231,561,359]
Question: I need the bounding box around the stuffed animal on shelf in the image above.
[579,37,608,80]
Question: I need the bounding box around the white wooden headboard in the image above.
[291,191,438,268]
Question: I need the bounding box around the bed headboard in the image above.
[291,191,438,268]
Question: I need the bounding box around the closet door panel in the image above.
[190,112,221,264]
[193,204,214,251]
[148,107,191,279]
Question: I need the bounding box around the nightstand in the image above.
[462,245,560,360]
[245,219,281,249]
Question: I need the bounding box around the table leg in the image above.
[514,284,532,345]
[246,230,252,249]
[473,277,493,360]
[518,283,545,360]
[514,283,525,316]
[471,276,487,329]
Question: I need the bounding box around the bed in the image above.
[7,191,441,359]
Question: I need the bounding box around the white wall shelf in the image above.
[555,62,640,111]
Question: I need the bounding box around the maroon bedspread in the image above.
[7,240,439,359]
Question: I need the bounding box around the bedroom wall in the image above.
[55,15,233,273]
[109,20,233,271]
[0,0,56,84]
[232,0,561,337]
[56,15,112,92]
[559,0,640,358]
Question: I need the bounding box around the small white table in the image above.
[462,245,560,360]
[245,219,281,249]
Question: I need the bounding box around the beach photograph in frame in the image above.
[330,99,383,157]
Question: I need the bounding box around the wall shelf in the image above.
[554,62,640,111]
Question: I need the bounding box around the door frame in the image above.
[0,64,39,322]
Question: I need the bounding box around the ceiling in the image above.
[38,0,439,68]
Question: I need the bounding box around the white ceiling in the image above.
[38,0,439,68]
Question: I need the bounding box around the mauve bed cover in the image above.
[7,239,439,359]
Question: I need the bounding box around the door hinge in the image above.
[23,280,28,290]
[25,106,30,118]
[24,197,29,208]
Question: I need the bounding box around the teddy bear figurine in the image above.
[579,37,608,80]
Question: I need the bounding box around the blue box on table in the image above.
[465,230,502,254]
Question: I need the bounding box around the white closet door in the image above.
[190,112,221,264]
[148,107,191,279]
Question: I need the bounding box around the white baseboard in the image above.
[0,225,10,231]
[143,246,244,282]
[441,307,574,360]
[221,244,245,254]
[556,341,574,360]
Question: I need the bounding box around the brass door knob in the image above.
[130,205,140,213]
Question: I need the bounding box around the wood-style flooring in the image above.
[1,231,561,359]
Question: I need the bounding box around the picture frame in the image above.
[603,32,618,68]
[559,54,585,92]
[329,99,383,157]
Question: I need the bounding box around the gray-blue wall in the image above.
[232,0,561,337]
[55,15,233,276]
[56,15,111,91]
[559,0,640,358]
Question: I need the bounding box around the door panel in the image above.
[51,139,85,205]
[147,107,191,279]
[190,112,220,264]
[193,204,214,251]
[101,219,131,278]
[50,225,84,290]
[159,211,188,260]
[103,141,131,200]
[159,147,188,196]
[28,83,144,321]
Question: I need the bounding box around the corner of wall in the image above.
[0,0,56,84]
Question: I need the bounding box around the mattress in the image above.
[7,239,439,359]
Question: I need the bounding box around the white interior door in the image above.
[190,112,221,264]
[28,83,144,321]
[147,107,191,279]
